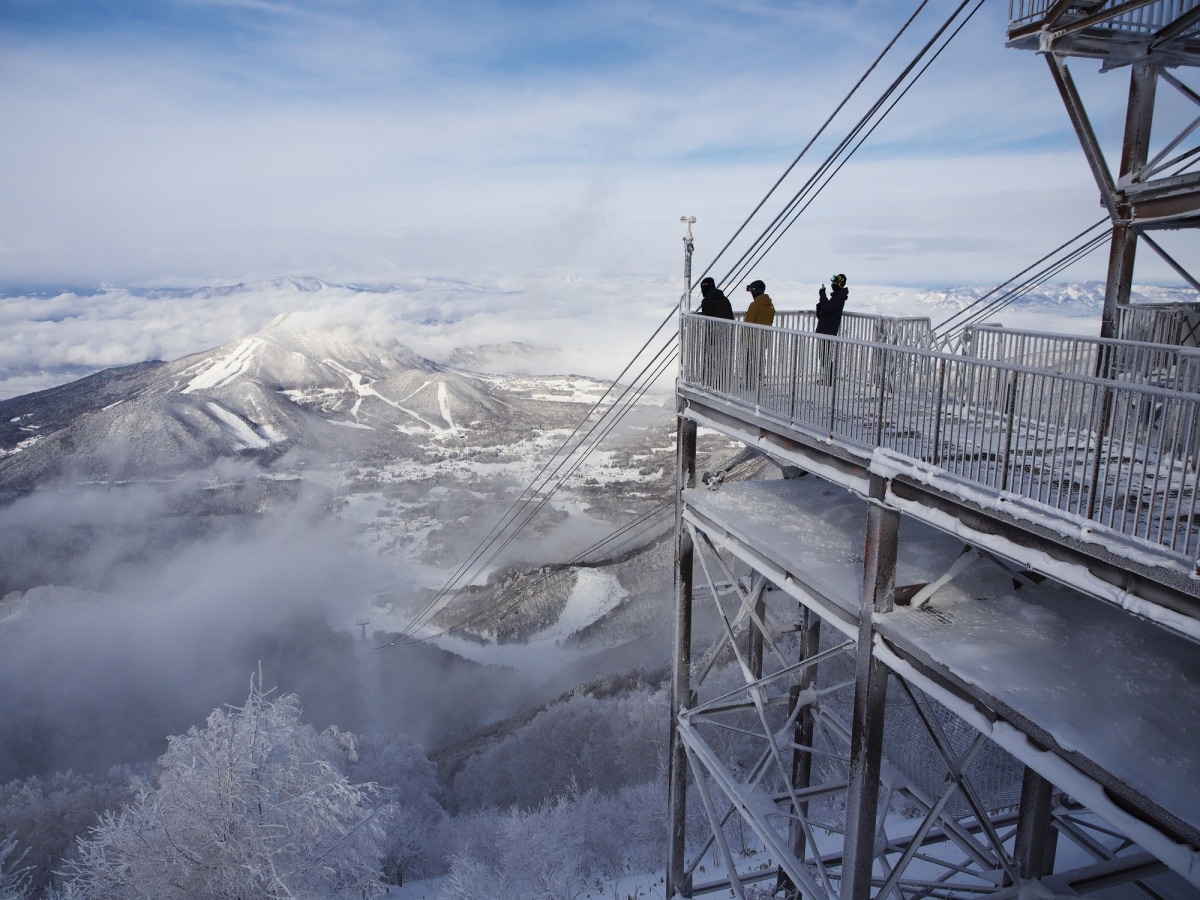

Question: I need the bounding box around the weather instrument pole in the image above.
[680,216,696,316]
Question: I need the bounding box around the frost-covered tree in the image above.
[450,687,667,812]
[325,731,448,885]
[444,782,669,900]
[57,672,386,899]
[0,767,139,896]
[0,832,31,900]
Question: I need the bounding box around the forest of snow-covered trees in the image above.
[0,668,676,899]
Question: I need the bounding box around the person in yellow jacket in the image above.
[741,279,775,391]
[743,279,775,325]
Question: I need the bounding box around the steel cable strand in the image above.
[718,0,979,291]
[428,343,681,613]
[382,500,676,647]
[943,230,1113,340]
[387,308,679,642]
[431,503,677,645]
[383,334,681,646]
[693,0,934,291]
[940,229,1113,343]
[933,218,1111,336]
[729,0,988,287]
[392,346,680,647]
[720,0,984,290]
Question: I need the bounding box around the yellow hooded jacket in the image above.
[744,293,775,326]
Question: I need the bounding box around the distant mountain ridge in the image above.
[0,316,590,496]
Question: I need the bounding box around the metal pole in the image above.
[1014,766,1059,881]
[680,216,696,316]
[1102,61,1158,338]
[668,411,698,898]
[788,608,822,862]
[842,472,899,900]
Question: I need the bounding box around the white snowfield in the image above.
[204,402,276,450]
[181,337,265,394]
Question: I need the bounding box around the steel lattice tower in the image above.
[666,4,1200,899]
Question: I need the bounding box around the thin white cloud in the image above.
[0,0,1190,292]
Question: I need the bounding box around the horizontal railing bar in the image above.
[681,312,1200,568]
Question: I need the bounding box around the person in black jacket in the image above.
[697,277,735,387]
[816,273,848,383]
[698,277,734,319]
[816,273,847,335]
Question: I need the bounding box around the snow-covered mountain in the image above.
[0,315,600,495]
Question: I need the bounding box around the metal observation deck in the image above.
[666,314,1200,899]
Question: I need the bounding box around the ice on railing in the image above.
[1009,0,1200,33]
[680,313,1200,564]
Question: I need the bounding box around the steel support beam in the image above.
[841,473,899,900]
[783,607,822,889]
[1014,766,1060,881]
[668,413,698,899]
[1103,61,1159,335]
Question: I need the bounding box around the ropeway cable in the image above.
[725,0,987,289]
[718,0,984,292]
[381,3,976,650]
[693,0,934,291]
[387,306,677,634]
[940,230,1113,341]
[424,342,681,616]
[384,504,673,649]
[935,221,1113,343]
[380,500,676,648]
[381,323,682,647]
[933,217,1110,336]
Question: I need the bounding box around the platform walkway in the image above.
[679,314,1200,631]
[670,313,1200,898]
[684,477,1200,859]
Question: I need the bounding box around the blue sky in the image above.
[0,0,1188,288]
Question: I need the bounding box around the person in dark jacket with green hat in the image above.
[815,273,848,383]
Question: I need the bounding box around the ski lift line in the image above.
[388,345,681,648]
[387,0,979,651]
[389,336,683,643]
[396,336,679,637]
[376,501,676,650]
[939,228,1113,340]
[389,317,681,640]
[718,0,984,292]
[694,0,934,290]
[946,231,1113,339]
[938,239,1112,345]
[406,343,682,636]
[933,217,1111,335]
[714,0,980,291]
[728,0,989,289]
[429,502,678,644]
[377,511,666,650]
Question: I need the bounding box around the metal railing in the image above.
[682,314,1200,566]
[1115,303,1200,348]
[1009,0,1200,33]
[733,309,934,349]
[957,324,1200,392]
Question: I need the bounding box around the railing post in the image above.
[931,356,947,467]
[1000,371,1020,492]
